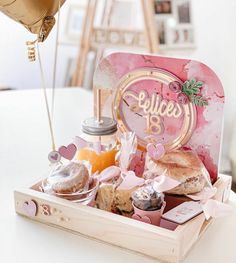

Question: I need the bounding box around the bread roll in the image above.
[144,150,210,195]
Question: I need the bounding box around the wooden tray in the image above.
[14,174,232,263]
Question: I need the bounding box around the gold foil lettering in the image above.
[123,90,184,135]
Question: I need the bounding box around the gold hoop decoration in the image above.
[112,68,196,151]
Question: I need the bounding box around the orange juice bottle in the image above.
[77,117,118,174]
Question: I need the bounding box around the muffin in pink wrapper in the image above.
[132,185,165,226]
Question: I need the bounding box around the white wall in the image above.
[158,0,236,157]
[193,0,236,158]
[0,0,236,158]
[191,0,236,157]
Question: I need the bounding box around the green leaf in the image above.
[196,81,203,88]
[190,78,196,85]
[192,87,200,93]
[191,95,208,106]
[182,79,204,97]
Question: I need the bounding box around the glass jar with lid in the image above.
[76,116,118,173]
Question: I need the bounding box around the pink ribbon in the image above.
[151,174,181,193]
[201,199,233,220]
[99,166,233,220]
[99,167,181,192]
[187,187,233,220]
[99,166,121,183]
[117,171,145,190]
[98,165,145,189]
[99,167,146,190]
[187,187,217,201]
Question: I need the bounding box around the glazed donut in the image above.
[144,150,210,195]
[48,162,90,194]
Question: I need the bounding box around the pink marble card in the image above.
[94,52,225,182]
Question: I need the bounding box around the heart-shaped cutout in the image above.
[51,153,58,160]
[146,143,165,160]
[59,143,77,160]
[48,151,61,163]
[132,214,151,224]
[23,200,37,217]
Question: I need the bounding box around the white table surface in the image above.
[1,88,236,263]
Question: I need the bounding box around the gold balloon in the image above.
[0,0,66,42]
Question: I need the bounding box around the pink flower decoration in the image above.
[169,81,182,93]
[177,93,189,104]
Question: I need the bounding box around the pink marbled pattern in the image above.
[94,53,224,181]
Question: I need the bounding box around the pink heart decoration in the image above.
[48,151,61,163]
[132,214,151,224]
[23,200,37,217]
[147,143,165,160]
[51,153,59,160]
[59,143,77,160]
[117,171,145,190]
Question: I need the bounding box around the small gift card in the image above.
[162,201,203,224]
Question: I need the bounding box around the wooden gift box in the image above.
[14,174,232,263]
[15,53,227,262]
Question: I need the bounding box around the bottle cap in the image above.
[82,116,117,136]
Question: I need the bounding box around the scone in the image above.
[96,183,138,216]
[96,184,116,212]
[114,187,138,216]
[96,166,121,212]
[96,167,141,215]
[144,150,210,195]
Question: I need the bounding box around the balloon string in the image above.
[37,42,56,152]
[35,0,61,152]
[51,0,61,121]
